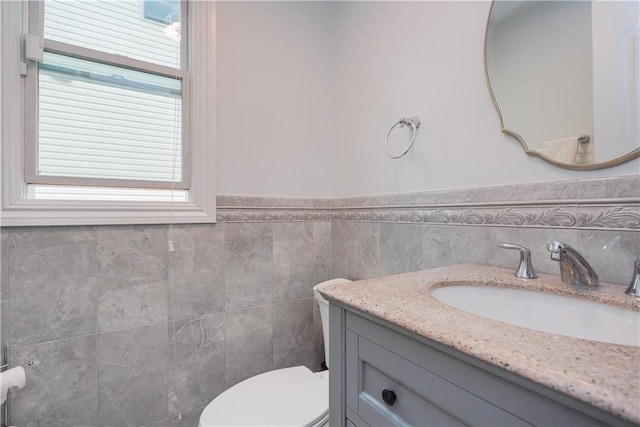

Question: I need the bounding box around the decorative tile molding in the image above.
[216,207,333,223]
[330,204,640,231]
[216,204,640,230]
[217,175,640,231]
[216,195,332,222]
[578,206,640,230]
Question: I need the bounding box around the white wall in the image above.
[215,1,640,199]
[331,1,638,197]
[216,1,333,197]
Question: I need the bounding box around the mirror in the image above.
[485,0,640,170]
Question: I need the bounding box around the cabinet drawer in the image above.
[344,311,612,427]
[347,332,526,427]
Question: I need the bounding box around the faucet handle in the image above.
[497,242,537,279]
[625,260,640,297]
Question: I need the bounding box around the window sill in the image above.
[0,199,216,226]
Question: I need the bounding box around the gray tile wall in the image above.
[1,221,331,426]
[0,174,638,426]
[333,222,639,285]
[332,175,639,286]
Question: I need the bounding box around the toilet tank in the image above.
[313,278,351,369]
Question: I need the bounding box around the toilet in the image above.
[199,278,351,427]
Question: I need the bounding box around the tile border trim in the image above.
[216,175,640,231]
[329,204,639,230]
[216,207,333,223]
[216,204,640,231]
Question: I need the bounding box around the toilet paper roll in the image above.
[0,366,27,404]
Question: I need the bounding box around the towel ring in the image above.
[385,117,421,159]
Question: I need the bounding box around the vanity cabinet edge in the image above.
[328,301,639,427]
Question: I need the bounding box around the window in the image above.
[143,0,181,25]
[0,0,216,226]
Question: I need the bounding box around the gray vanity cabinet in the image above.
[328,303,636,427]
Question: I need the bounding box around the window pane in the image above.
[38,52,183,183]
[44,0,181,68]
[29,185,188,202]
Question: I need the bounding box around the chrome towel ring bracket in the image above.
[385,117,421,159]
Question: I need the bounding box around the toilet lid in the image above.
[199,366,329,427]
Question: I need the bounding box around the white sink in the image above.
[430,285,640,347]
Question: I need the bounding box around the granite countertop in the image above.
[318,264,640,424]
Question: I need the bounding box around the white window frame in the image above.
[25,0,192,192]
[0,0,216,226]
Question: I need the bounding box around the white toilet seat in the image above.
[199,366,329,427]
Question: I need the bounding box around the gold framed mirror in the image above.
[485,0,640,170]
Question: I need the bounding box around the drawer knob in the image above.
[381,389,396,406]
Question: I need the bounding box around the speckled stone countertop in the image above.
[319,264,640,424]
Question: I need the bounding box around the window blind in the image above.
[37,52,183,183]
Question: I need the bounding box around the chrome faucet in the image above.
[625,260,640,297]
[546,241,598,288]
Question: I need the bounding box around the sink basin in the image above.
[431,285,640,347]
